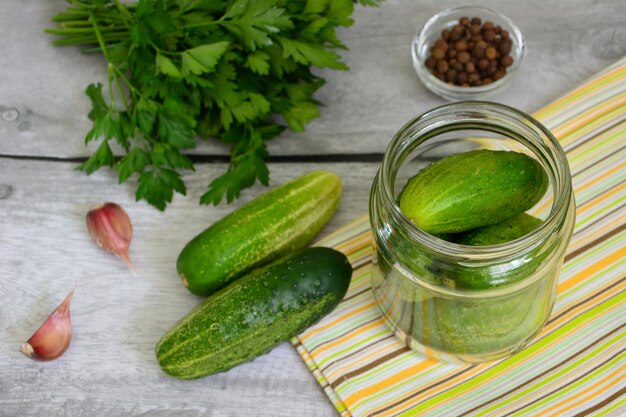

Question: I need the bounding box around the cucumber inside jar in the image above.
[412,279,551,355]
[399,149,549,290]
[395,149,552,356]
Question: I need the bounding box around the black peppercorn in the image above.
[483,30,495,43]
[424,15,515,87]
[501,55,514,67]
[434,39,448,51]
[425,56,437,69]
[457,51,471,64]
[432,48,446,60]
[437,60,449,74]
[498,38,513,55]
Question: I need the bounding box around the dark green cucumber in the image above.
[430,213,549,290]
[157,247,352,379]
[412,282,546,354]
[177,171,342,295]
[444,214,545,290]
[399,150,548,234]
[452,213,544,246]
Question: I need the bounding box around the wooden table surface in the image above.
[1,1,624,416]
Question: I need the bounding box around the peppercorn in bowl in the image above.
[412,6,525,101]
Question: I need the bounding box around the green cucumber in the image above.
[177,171,342,295]
[452,213,544,246]
[413,281,547,354]
[156,247,352,379]
[399,150,548,234]
[444,214,545,290]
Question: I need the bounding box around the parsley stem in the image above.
[107,69,118,111]
[112,67,140,96]
[45,27,126,35]
[52,10,121,22]
[51,10,89,20]
[51,33,128,46]
[58,20,96,28]
[112,0,132,27]
[64,7,89,14]
[183,20,221,30]
[80,46,104,54]
[89,13,110,61]
[114,76,130,111]
[149,43,176,56]
[90,12,119,110]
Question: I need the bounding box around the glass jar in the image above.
[412,6,526,101]
[369,102,575,363]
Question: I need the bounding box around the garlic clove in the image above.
[20,288,75,361]
[86,202,135,272]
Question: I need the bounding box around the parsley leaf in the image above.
[80,140,115,174]
[245,51,271,75]
[136,168,186,211]
[201,129,269,204]
[117,147,150,183]
[156,53,182,78]
[181,41,230,75]
[85,83,108,121]
[279,38,348,70]
[158,110,196,149]
[223,0,293,50]
[48,0,381,209]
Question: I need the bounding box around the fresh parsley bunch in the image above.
[47,0,379,210]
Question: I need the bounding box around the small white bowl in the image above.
[412,6,526,101]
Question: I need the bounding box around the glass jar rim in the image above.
[379,101,573,262]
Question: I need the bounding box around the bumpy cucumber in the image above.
[399,150,548,234]
[453,213,543,246]
[177,171,342,295]
[443,214,545,290]
[157,247,352,379]
[413,282,547,355]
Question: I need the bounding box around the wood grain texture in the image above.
[0,159,378,417]
[1,0,625,416]
[0,0,625,158]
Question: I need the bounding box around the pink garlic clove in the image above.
[20,288,75,361]
[86,202,135,272]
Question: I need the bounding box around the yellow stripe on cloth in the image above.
[291,56,626,417]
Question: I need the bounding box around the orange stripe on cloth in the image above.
[531,159,624,216]
[550,95,626,139]
[546,280,625,331]
[557,246,626,293]
[312,318,387,356]
[567,213,626,253]
[576,182,626,215]
[342,358,439,410]
[291,58,626,417]
[366,365,486,416]
[543,363,626,417]
[299,301,378,338]
[534,65,626,118]
[334,232,373,255]
[574,161,626,194]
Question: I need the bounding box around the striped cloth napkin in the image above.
[292,57,626,417]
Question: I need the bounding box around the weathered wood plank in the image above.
[0,0,624,158]
[2,1,626,415]
[0,159,379,417]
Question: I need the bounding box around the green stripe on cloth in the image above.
[292,56,626,417]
